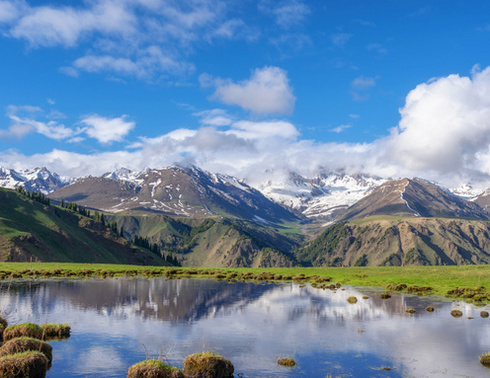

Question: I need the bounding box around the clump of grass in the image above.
[127,359,184,378]
[426,306,435,312]
[277,357,296,367]
[447,286,490,303]
[386,283,407,291]
[0,337,52,367]
[379,292,391,299]
[405,308,416,314]
[481,311,489,318]
[41,323,71,340]
[346,296,358,304]
[480,352,490,367]
[0,316,8,330]
[183,352,234,378]
[362,296,369,300]
[450,309,463,318]
[0,350,49,377]
[407,285,433,295]
[3,323,43,342]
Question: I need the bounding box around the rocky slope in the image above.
[49,165,300,224]
[296,217,490,267]
[337,178,489,221]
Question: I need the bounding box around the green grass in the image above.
[0,262,489,302]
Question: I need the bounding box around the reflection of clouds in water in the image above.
[0,279,489,377]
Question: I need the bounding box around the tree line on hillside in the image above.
[15,186,180,266]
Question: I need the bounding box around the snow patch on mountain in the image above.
[0,166,73,194]
[253,171,387,219]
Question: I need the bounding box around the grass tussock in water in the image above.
[182,352,234,378]
[41,324,71,340]
[450,309,463,318]
[426,306,435,312]
[127,359,184,378]
[0,337,52,367]
[480,352,490,367]
[481,311,489,318]
[3,323,43,342]
[0,350,49,378]
[0,262,489,303]
[277,357,296,367]
[346,296,358,304]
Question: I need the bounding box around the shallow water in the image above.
[0,277,489,377]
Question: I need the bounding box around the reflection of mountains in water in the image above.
[1,278,276,322]
[1,278,451,326]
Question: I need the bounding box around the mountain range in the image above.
[2,164,490,267]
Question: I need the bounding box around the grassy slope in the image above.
[296,216,490,267]
[107,214,301,268]
[0,188,167,265]
[0,262,488,302]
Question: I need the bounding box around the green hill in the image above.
[0,188,167,265]
[106,213,303,268]
[296,216,490,267]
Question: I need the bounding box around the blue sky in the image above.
[1,0,490,187]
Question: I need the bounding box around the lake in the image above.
[0,277,489,377]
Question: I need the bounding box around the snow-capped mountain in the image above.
[254,170,386,219]
[0,166,73,194]
[49,165,300,223]
[3,164,490,221]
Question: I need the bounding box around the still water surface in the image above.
[0,278,489,377]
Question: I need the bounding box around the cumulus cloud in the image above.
[385,66,490,182]
[80,114,135,144]
[0,106,135,145]
[6,67,490,191]
[204,66,296,115]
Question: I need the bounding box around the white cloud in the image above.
[2,0,246,81]
[0,0,20,23]
[385,66,490,180]
[229,120,299,140]
[259,0,310,28]
[1,105,77,141]
[205,66,296,115]
[351,75,377,90]
[193,109,234,127]
[6,68,490,190]
[9,1,136,48]
[72,46,194,79]
[80,114,135,144]
[329,124,351,133]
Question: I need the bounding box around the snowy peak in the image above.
[0,166,72,194]
[338,178,489,221]
[49,166,300,223]
[255,170,386,219]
